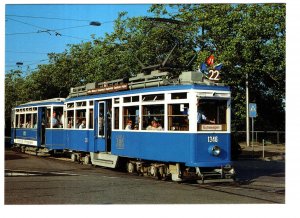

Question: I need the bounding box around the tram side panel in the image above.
[64,130,105,153]
[64,130,89,152]
[13,128,38,147]
[45,129,65,151]
[111,131,190,163]
[111,131,232,168]
[11,107,43,148]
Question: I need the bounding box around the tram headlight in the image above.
[208,145,221,156]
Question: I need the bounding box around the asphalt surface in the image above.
[5,148,285,205]
[234,143,285,187]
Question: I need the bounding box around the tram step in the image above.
[90,152,118,168]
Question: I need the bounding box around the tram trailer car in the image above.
[11,71,235,182]
[11,98,65,155]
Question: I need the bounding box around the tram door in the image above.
[95,100,112,152]
[37,107,45,146]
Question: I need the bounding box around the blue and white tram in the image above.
[64,72,235,181]
[11,98,65,155]
[10,70,235,182]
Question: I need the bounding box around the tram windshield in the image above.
[197,99,228,131]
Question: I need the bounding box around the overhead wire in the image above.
[6,14,115,23]
[6,14,92,22]
[6,17,92,35]
[6,17,49,31]
[6,16,104,41]
[6,14,114,26]
[6,31,41,36]
[6,50,51,54]
[5,14,113,72]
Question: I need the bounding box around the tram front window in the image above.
[197,99,227,131]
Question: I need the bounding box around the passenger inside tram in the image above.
[79,119,86,129]
[196,99,227,131]
[125,119,133,130]
[52,111,60,128]
[146,120,163,131]
[197,100,216,124]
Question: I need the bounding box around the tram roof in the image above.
[65,84,230,102]
[14,98,65,108]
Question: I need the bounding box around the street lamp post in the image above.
[246,72,250,147]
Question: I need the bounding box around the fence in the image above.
[234,131,285,144]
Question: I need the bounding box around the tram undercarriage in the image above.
[122,158,235,183]
[12,144,235,183]
[12,144,51,157]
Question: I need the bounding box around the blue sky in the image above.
[5,4,154,73]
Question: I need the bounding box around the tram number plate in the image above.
[208,136,218,143]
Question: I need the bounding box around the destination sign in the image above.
[87,84,128,95]
[201,125,223,131]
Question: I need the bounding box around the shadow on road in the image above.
[233,159,285,185]
[5,153,29,161]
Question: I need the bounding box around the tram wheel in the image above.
[71,153,77,162]
[150,165,158,177]
[84,155,90,165]
[127,162,135,173]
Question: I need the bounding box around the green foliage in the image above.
[164,3,285,130]
[5,3,285,132]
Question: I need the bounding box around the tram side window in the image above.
[197,99,227,131]
[15,114,19,128]
[114,107,119,129]
[75,109,86,129]
[33,113,37,128]
[123,106,139,130]
[19,114,25,128]
[67,110,74,128]
[25,114,32,128]
[171,92,187,99]
[89,109,94,129]
[142,105,164,130]
[52,107,63,128]
[99,103,105,136]
[142,94,164,101]
[168,104,189,131]
[46,108,51,128]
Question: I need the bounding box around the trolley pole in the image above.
[249,103,257,156]
[252,117,254,157]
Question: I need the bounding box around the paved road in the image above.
[5,149,285,204]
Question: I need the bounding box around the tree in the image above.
[5,70,26,135]
[150,4,285,130]
[5,4,286,134]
